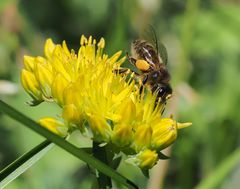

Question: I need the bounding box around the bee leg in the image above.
[160,102,167,115]
[114,67,141,76]
[113,68,129,74]
[126,52,137,66]
[142,75,148,85]
[139,75,148,94]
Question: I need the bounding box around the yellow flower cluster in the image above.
[21,35,191,169]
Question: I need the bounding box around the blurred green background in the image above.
[1,0,240,188]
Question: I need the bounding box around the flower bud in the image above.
[87,115,112,142]
[117,98,136,123]
[34,63,53,99]
[112,123,133,147]
[126,149,158,169]
[151,118,178,150]
[21,69,42,101]
[133,124,152,152]
[38,117,68,137]
[62,104,82,125]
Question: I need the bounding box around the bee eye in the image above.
[152,72,159,79]
[158,87,165,96]
[156,85,172,98]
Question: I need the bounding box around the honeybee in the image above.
[127,35,172,104]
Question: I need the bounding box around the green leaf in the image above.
[0,140,53,188]
[26,99,43,106]
[111,156,122,170]
[141,169,149,178]
[0,100,138,189]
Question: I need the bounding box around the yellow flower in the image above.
[21,35,192,170]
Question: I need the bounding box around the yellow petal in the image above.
[97,37,105,49]
[112,123,133,147]
[80,35,87,46]
[38,117,68,137]
[88,36,93,45]
[108,51,122,64]
[34,63,53,98]
[117,98,136,123]
[62,41,71,57]
[23,56,35,71]
[62,104,82,125]
[177,122,192,129]
[44,38,56,59]
[88,115,112,142]
[21,69,42,100]
[51,73,69,106]
[133,124,152,152]
[63,83,81,107]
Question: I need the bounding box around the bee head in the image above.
[150,69,170,84]
[152,84,172,101]
[150,71,160,82]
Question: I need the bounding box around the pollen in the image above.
[135,59,150,71]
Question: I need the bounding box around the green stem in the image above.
[92,142,112,189]
[0,100,138,189]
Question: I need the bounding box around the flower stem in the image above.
[93,142,112,189]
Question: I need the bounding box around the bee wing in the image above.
[158,42,168,65]
[142,26,168,66]
[142,25,159,53]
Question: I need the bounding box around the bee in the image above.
[127,34,172,104]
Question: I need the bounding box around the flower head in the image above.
[21,35,191,170]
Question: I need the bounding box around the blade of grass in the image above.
[0,100,138,189]
[0,140,54,188]
[195,148,240,189]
